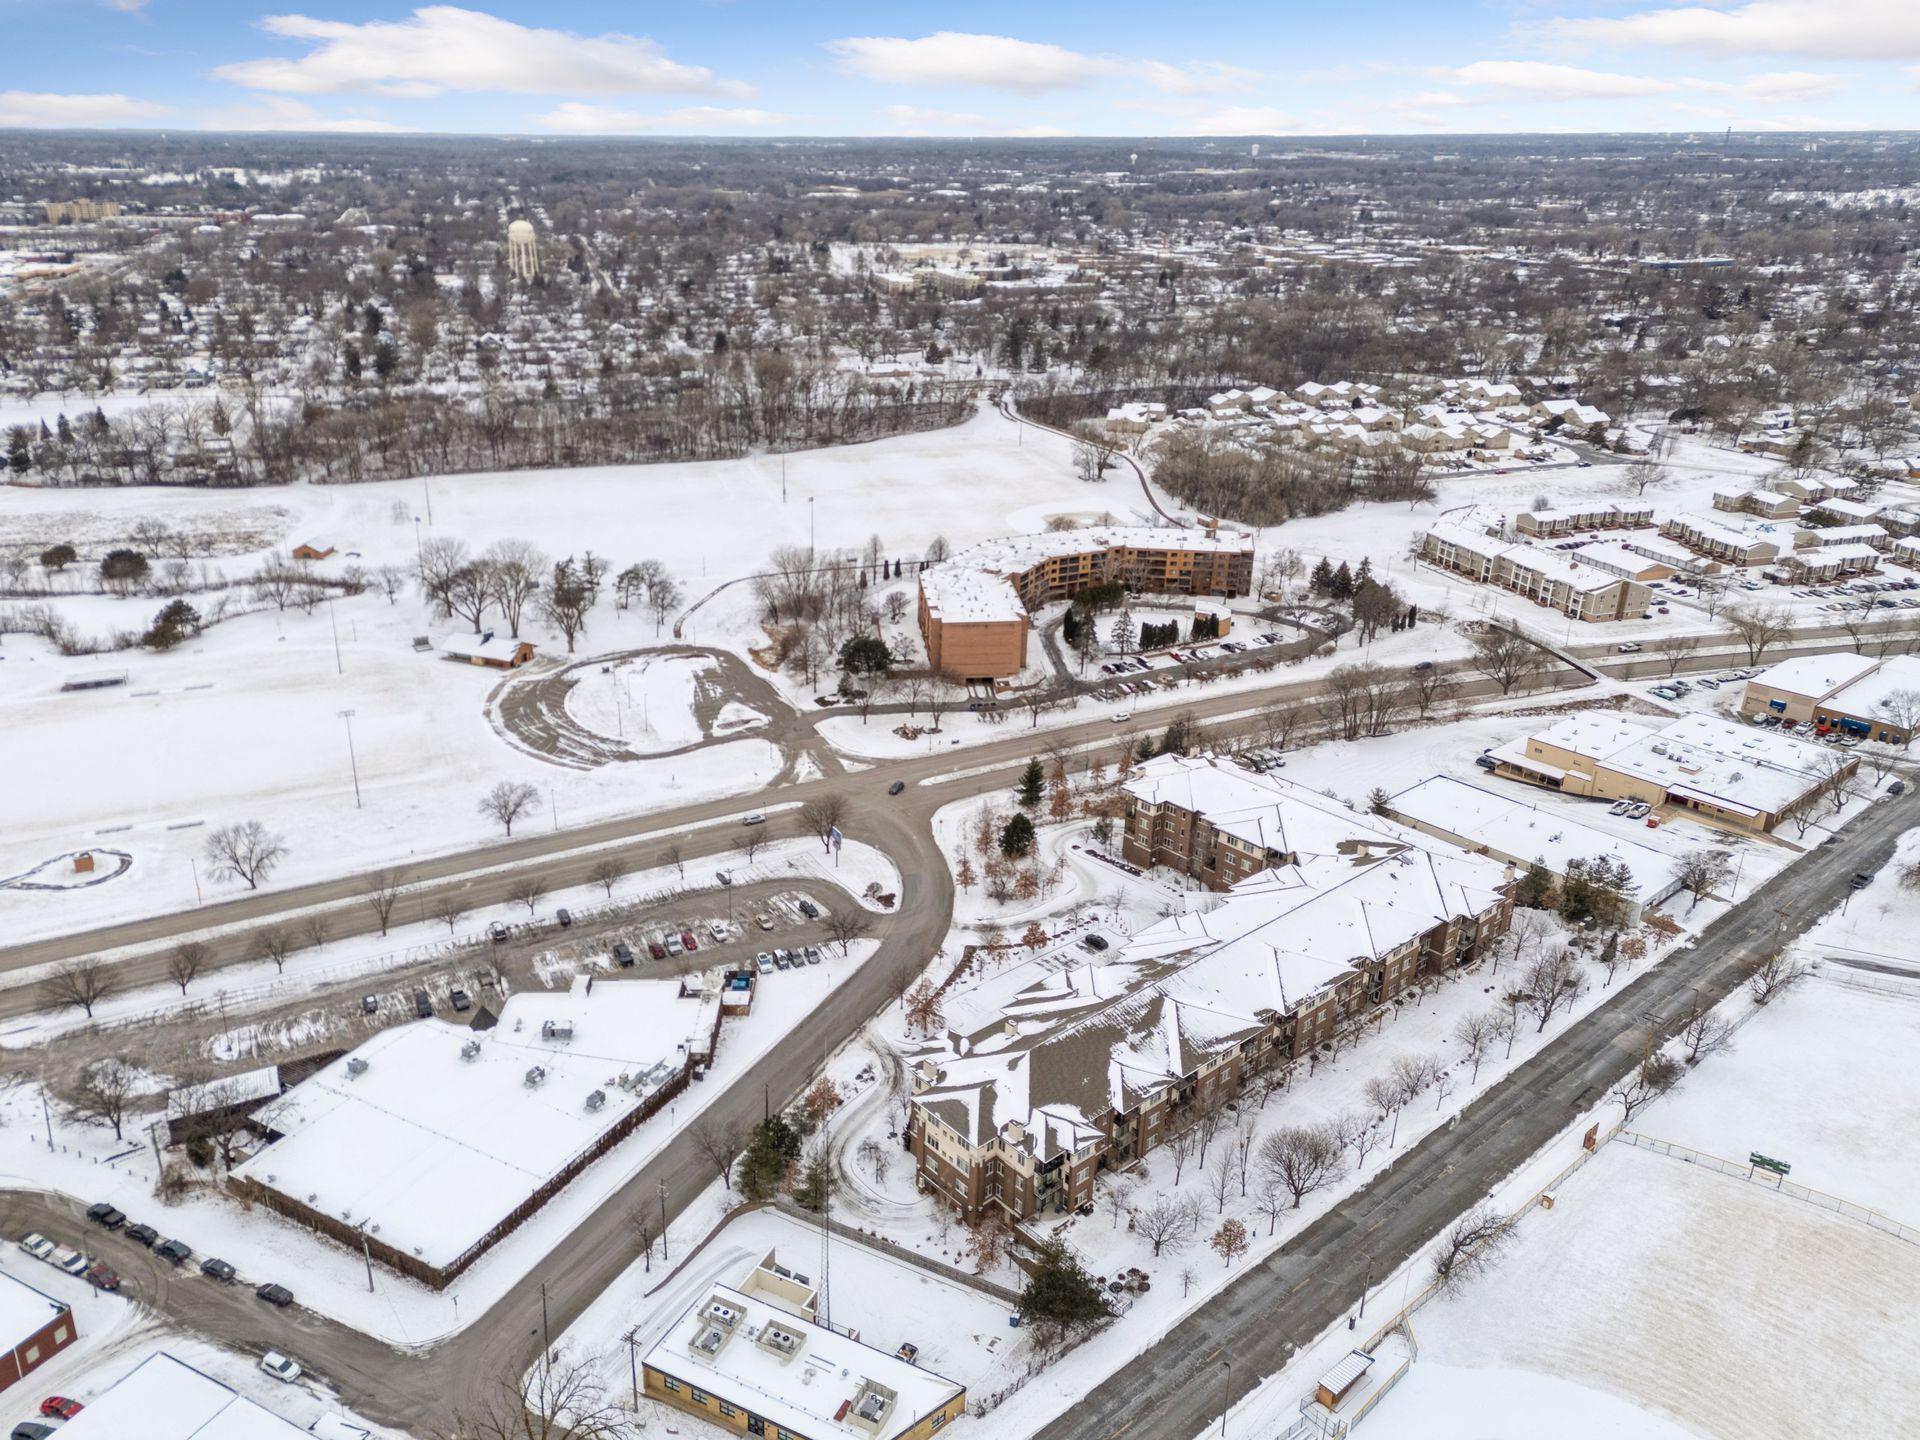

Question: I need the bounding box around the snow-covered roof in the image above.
[1748,652,1879,704]
[54,1353,309,1439]
[441,631,529,662]
[916,757,1510,1151]
[918,565,1025,624]
[235,975,720,1270]
[1387,775,1686,902]
[647,1283,963,1440]
[1523,710,1838,816]
[0,1270,65,1346]
[1823,655,1920,722]
[165,1064,281,1120]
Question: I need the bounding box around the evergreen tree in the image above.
[1017,1239,1112,1343]
[143,599,201,651]
[1515,859,1555,909]
[1309,557,1334,593]
[1328,561,1356,602]
[6,427,30,476]
[1367,787,1392,816]
[1018,758,1045,809]
[793,1145,834,1212]
[1109,610,1136,654]
[1000,812,1036,858]
[737,1116,803,1201]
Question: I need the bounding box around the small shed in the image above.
[72,852,95,875]
[441,631,536,669]
[1315,1349,1375,1410]
[291,543,336,562]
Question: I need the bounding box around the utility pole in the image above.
[338,708,361,809]
[657,1180,669,1260]
[540,1280,551,1360]
[359,1225,374,1292]
[328,597,343,674]
[1219,1358,1231,1437]
[189,857,202,905]
[41,1091,54,1150]
[624,1327,640,1409]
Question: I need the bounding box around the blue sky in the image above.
[3,1,1918,135]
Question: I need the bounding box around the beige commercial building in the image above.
[1741,653,1920,743]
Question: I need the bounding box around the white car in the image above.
[51,1245,89,1277]
[1609,800,1633,816]
[1615,642,1642,654]
[1111,711,1132,723]
[741,813,766,826]
[260,1351,302,1383]
[17,1233,55,1261]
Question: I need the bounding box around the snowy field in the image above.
[1366,1141,1920,1440]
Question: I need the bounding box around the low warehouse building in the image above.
[1741,653,1920,743]
[1488,710,1853,834]
[45,1352,310,1438]
[233,974,721,1288]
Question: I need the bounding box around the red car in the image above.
[85,1263,120,1292]
[680,931,699,952]
[41,1397,84,1419]
[647,941,666,961]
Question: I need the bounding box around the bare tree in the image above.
[363,869,403,936]
[1611,1045,1682,1123]
[434,894,469,936]
[1678,1001,1734,1065]
[1430,1205,1515,1295]
[45,957,115,1017]
[590,857,626,899]
[203,821,287,890]
[664,843,685,883]
[1724,603,1794,666]
[167,940,208,996]
[689,1115,745,1192]
[1747,951,1806,1006]
[1336,1110,1380,1171]
[626,1204,658,1273]
[1101,1179,1136,1230]
[512,877,548,916]
[1254,1181,1291,1237]
[1453,1010,1497,1083]
[1470,627,1548,696]
[823,908,872,955]
[1259,1122,1345,1207]
[1520,946,1587,1033]
[440,1346,641,1440]
[483,540,547,638]
[1675,849,1732,911]
[1204,1147,1237,1214]
[479,780,540,837]
[1654,632,1701,678]
[1134,1192,1203,1257]
[255,925,293,975]
[1363,1074,1408,1147]
[300,914,330,951]
[73,1058,139,1140]
[798,795,848,852]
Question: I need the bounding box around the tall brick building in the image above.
[916,526,1256,683]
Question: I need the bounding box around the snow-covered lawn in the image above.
[1364,1141,1920,1440]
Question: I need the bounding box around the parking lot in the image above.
[1089,627,1305,705]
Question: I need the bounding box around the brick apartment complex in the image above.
[908,755,1514,1222]
[917,526,1256,682]
[0,1272,75,1395]
[1420,520,1651,622]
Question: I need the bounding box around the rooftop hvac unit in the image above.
[856,1392,888,1422]
[762,1324,802,1356]
[541,1019,575,1043]
[346,1058,369,1078]
[584,1089,606,1112]
[460,1040,482,1061]
[524,1065,547,1088]
[707,1302,740,1328]
[693,1327,726,1355]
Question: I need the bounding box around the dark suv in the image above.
[154,1238,191,1265]
[201,1257,238,1283]
[86,1202,125,1230]
[124,1223,158,1248]
[256,1281,295,1308]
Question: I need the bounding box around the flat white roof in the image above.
[0,1269,65,1345]
[54,1353,309,1440]
[918,565,1025,625]
[1388,775,1686,901]
[1525,710,1836,815]
[1748,652,1880,703]
[1825,655,1920,723]
[647,1283,963,1440]
[236,976,719,1269]
[441,632,527,660]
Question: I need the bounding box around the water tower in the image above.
[506,218,539,282]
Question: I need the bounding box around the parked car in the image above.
[741,813,766,826]
[413,990,433,1018]
[888,779,906,796]
[154,1239,191,1266]
[85,1264,119,1292]
[804,947,822,965]
[255,1282,295,1308]
[680,931,699,952]
[38,1398,82,1421]
[1609,800,1632,816]
[260,1351,302,1383]
[1891,780,1907,796]
[85,1203,124,1230]
[50,1247,89,1278]
[797,899,820,919]
[11,1422,56,1440]
[1615,642,1642,653]
[665,933,683,957]
[1081,933,1110,952]
[756,912,775,931]
[201,1257,237,1283]
[488,920,511,943]
[755,952,774,975]
[17,1234,54,1261]
[610,941,636,968]
[1474,755,1499,771]
[124,1224,158,1249]
[1852,872,1875,889]
[450,989,472,1013]
[773,949,791,969]
[644,939,665,961]
[1410,660,1435,673]
[1628,802,1652,819]
[556,908,572,928]
[361,995,379,1015]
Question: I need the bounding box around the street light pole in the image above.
[541,1280,552,1360]
[658,1179,669,1260]
[328,597,343,675]
[338,709,362,809]
[1220,1358,1231,1438]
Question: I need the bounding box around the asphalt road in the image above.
[1035,789,1916,1440]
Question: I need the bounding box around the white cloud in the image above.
[1691,70,1847,104]
[533,103,806,133]
[1555,1,1920,61]
[0,91,172,128]
[215,5,748,98]
[199,97,412,133]
[101,0,151,12]
[874,104,1071,137]
[829,32,1251,95]
[1447,60,1676,99]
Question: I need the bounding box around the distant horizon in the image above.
[5,2,1918,138]
[7,127,1919,144]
